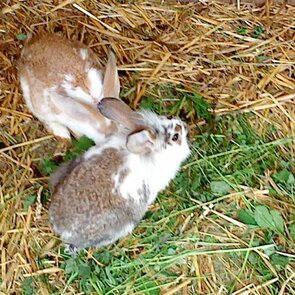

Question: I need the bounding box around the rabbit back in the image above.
[19,33,103,105]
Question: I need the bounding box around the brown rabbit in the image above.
[18,33,120,143]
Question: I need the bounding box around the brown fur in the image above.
[98,97,143,129]
[18,33,120,141]
[49,149,128,243]
[50,98,118,136]
[49,156,84,192]
[50,148,125,220]
[19,33,100,92]
[48,146,149,250]
[103,52,120,98]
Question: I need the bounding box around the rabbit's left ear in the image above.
[103,51,120,98]
[98,97,143,129]
[126,128,156,154]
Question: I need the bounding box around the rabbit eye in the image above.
[172,133,179,141]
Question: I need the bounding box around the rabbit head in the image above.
[97,97,190,158]
[97,97,190,202]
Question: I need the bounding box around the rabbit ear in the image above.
[126,129,156,154]
[103,51,120,98]
[97,97,143,129]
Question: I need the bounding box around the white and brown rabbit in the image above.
[18,33,120,143]
[48,97,190,252]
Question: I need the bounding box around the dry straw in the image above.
[0,0,294,294]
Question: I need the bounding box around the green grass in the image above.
[35,88,295,294]
[40,136,95,175]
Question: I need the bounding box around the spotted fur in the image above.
[18,33,120,143]
[49,98,190,252]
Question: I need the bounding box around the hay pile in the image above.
[0,0,294,294]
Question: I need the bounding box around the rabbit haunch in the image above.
[19,34,102,105]
[49,148,146,249]
[18,33,120,143]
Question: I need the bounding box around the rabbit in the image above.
[18,33,120,143]
[48,97,190,252]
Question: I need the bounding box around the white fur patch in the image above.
[80,48,88,60]
[112,172,120,194]
[62,83,92,104]
[43,90,108,143]
[61,230,73,240]
[83,146,104,160]
[52,105,107,144]
[61,69,103,104]
[116,223,134,238]
[121,115,190,204]
[84,135,123,160]
[62,79,93,105]
[19,76,34,114]
[119,140,189,204]
[47,122,71,139]
[87,68,103,101]
[64,74,74,82]
[43,88,57,115]
[96,223,134,247]
[111,166,127,195]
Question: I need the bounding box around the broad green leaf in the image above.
[237,209,257,225]
[237,27,248,35]
[64,257,79,274]
[78,262,91,279]
[167,248,176,255]
[289,224,295,240]
[16,33,27,41]
[137,277,159,295]
[254,206,274,229]
[21,277,34,295]
[270,254,290,271]
[252,26,264,38]
[63,136,95,161]
[94,251,111,265]
[72,136,95,153]
[23,195,36,211]
[270,209,284,233]
[273,169,293,184]
[210,181,231,195]
[287,173,295,185]
[254,206,285,233]
[41,158,59,175]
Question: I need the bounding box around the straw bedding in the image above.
[0,0,294,294]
